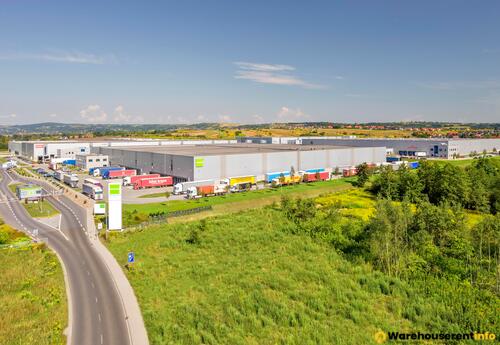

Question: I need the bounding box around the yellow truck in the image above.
[228,175,256,186]
[271,174,302,187]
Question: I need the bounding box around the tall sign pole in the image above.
[107,179,122,230]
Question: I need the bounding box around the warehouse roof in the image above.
[101,143,379,156]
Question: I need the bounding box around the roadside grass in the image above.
[106,205,485,345]
[8,182,60,218]
[433,155,500,167]
[0,221,67,345]
[124,178,354,220]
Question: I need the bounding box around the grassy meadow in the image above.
[106,186,497,344]
[123,178,354,226]
[0,221,67,345]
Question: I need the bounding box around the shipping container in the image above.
[304,168,325,174]
[173,179,215,194]
[128,174,160,186]
[386,156,400,162]
[82,183,104,200]
[103,169,137,179]
[63,174,79,188]
[133,176,173,189]
[303,171,330,182]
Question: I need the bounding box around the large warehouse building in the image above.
[239,137,500,159]
[8,139,237,162]
[93,144,386,183]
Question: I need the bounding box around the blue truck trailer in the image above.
[90,166,124,177]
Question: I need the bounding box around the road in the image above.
[0,169,132,345]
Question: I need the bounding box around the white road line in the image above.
[95,297,98,304]
[58,214,62,230]
[100,334,103,344]
[98,313,101,322]
[91,281,95,289]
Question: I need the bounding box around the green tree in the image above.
[355,163,373,187]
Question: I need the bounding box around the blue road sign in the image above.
[128,252,135,263]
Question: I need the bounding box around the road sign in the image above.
[127,252,135,263]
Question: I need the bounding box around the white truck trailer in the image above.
[82,183,103,200]
[173,179,215,195]
[63,174,79,188]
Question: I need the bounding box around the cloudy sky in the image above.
[1,0,499,125]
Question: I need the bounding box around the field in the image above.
[8,183,60,218]
[0,221,67,345]
[106,195,493,345]
[123,178,354,225]
[434,155,500,167]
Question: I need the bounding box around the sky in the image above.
[1,0,499,125]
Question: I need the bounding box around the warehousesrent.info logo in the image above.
[374,330,496,343]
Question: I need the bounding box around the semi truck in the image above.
[124,173,160,186]
[54,170,65,181]
[133,176,173,190]
[83,178,103,187]
[173,179,215,195]
[63,174,79,188]
[302,171,330,182]
[90,166,124,177]
[82,183,104,200]
[271,175,302,187]
[265,171,290,183]
[186,183,227,198]
[225,175,256,186]
[103,169,136,179]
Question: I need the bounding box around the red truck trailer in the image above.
[107,169,137,179]
[343,167,358,177]
[133,176,173,189]
[303,171,330,182]
[130,174,160,185]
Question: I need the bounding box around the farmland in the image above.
[0,221,67,345]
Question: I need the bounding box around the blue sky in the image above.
[1,0,499,125]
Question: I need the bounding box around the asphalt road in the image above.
[0,169,131,345]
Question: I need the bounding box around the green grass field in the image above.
[433,155,500,167]
[124,178,353,216]
[106,204,493,345]
[8,183,60,218]
[0,221,67,345]
[138,191,170,198]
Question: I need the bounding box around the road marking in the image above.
[101,334,103,344]
[58,214,62,230]
[87,270,90,276]
[91,281,95,289]
[98,313,101,322]
[95,297,98,304]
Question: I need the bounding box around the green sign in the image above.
[195,158,204,168]
[109,184,121,195]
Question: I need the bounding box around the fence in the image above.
[124,206,213,232]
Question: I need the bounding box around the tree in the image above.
[355,163,373,187]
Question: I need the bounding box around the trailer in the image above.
[173,179,215,194]
[304,168,325,174]
[271,175,302,187]
[82,183,104,200]
[342,167,358,177]
[133,176,173,190]
[302,171,330,182]
[54,170,65,181]
[186,184,227,198]
[125,174,160,186]
[63,174,79,188]
[227,175,256,186]
[103,169,136,179]
[83,178,103,187]
[90,166,124,177]
[265,171,290,183]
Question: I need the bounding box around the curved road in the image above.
[0,169,131,345]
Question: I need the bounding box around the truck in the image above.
[173,179,215,195]
[2,160,17,169]
[302,171,330,182]
[271,175,302,187]
[54,170,65,181]
[103,169,136,179]
[82,183,104,200]
[226,175,256,186]
[90,166,124,177]
[186,184,227,198]
[133,176,173,190]
[124,173,160,186]
[265,171,290,183]
[304,168,325,174]
[63,174,79,188]
[83,178,103,187]
[342,167,358,177]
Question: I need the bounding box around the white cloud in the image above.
[49,113,57,118]
[80,104,108,123]
[0,113,17,119]
[0,51,115,65]
[415,80,500,90]
[276,106,310,122]
[234,61,324,89]
[335,75,345,80]
[252,114,264,123]
[113,105,144,123]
